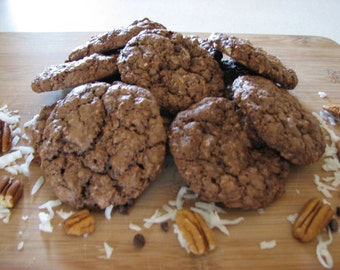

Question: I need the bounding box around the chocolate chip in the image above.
[118,204,128,215]
[160,221,169,232]
[328,218,338,233]
[208,48,223,62]
[133,233,146,248]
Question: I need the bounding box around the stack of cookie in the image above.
[30,18,325,211]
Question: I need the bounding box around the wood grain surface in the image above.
[0,32,339,270]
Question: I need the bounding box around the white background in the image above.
[1,0,339,44]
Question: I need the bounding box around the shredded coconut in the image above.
[101,242,114,259]
[56,209,74,220]
[314,174,337,198]
[322,199,331,206]
[0,111,20,125]
[320,109,340,126]
[143,209,177,228]
[191,206,244,236]
[11,135,20,147]
[323,143,338,158]
[162,204,174,213]
[260,240,277,250]
[173,224,190,254]
[310,113,340,198]
[104,204,113,220]
[0,205,11,223]
[316,228,333,269]
[144,186,244,237]
[23,114,39,128]
[39,211,52,224]
[5,151,34,177]
[39,220,53,233]
[168,200,177,207]
[11,127,21,137]
[331,174,340,187]
[31,176,45,195]
[17,241,24,251]
[21,133,30,142]
[287,213,298,224]
[39,199,62,210]
[104,242,114,258]
[0,150,22,169]
[38,199,62,233]
[319,109,340,126]
[143,209,162,229]
[176,186,190,210]
[314,112,339,142]
[318,91,328,98]
[12,146,34,155]
[322,157,340,172]
[0,105,36,176]
[129,223,142,232]
[194,201,226,214]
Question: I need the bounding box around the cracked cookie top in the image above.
[40,81,167,210]
[206,33,299,90]
[67,18,166,62]
[117,29,225,115]
[233,75,325,165]
[31,53,119,93]
[169,97,289,209]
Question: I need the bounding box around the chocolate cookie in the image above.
[31,53,118,93]
[40,81,167,210]
[207,33,298,90]
[233,75,325,165]
[30,103,56,164]
[117,29,225,115]
[68,18,166,62]
[169,97,289,210]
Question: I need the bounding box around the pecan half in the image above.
[176,208,216,255]
[323,104,340,117]
[292,197,334,242]
[0,120,12,155]
[63,209,95,236]
[0,176,23,208]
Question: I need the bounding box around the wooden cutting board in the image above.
[0,32,339,270]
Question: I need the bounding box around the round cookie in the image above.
[117,29,225,115]
[30,103,56,164]
[31,53,118,93]
[40,81,167,210]
[207,33,299,90]
[233,75,325,165]
[169,97,289,210]
[68,18,166,62]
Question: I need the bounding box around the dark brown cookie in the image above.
[30,103,56,164]
[233,75,325,165]
[68,18,166,62]
[169,97,289,210]
[40,81,167,210]
[31,53,118,93]
[207,33,299,90]
[117,29,225,115]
